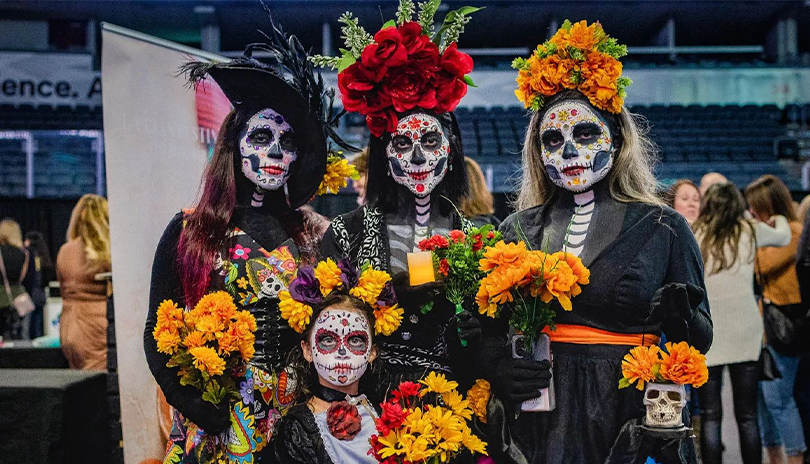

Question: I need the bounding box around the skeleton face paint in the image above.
[238,108,297,191]
[310,309,372,387]
[386,113,450,197]
[539,101,614,193]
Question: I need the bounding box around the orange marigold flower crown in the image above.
[512,20,632,114]
[279,258,404,336]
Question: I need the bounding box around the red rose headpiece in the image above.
[310,1,481,137]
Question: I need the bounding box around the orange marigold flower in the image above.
[217,331,239,355]
[195,314,225,335]
[190,345,226,376]
[350,268,391,305]
[183,330,209,349]
[374,305,404,336]
[621,345,661,390]
[480,241,528,271]
[279,290,313,333]
[155,327,181,355]
[467,379,492,424]
[238,335,255,362]
[567,20,600,50]
[475,285,499,318]
[156,299,184,331]
[660,342,709,388]
[533,256,579,310]
[551,251,590,298]
[314,258,343,296]
[233,310,258,334]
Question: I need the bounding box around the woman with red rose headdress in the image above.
[313,2,485,395]
[273,259,400,464]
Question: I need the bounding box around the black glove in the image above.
[180,393,232,434]
[494,358,552,403]
[455,310,482,345]
[391,271,445,310]
[653,282,705,323]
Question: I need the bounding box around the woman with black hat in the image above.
[143,16,354,463]
[314,2,484,392]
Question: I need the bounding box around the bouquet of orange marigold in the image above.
[619,341,709,391]
[476,240,590,350]
[370,372,488,464]
[152,291,257,406]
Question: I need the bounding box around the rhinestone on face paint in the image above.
[401,332,412,341]
[274,115,284,125]
[409,314,419,324]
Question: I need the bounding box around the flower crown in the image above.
[317,151,360,196]
[512,20,632,114]
[310,0,481,137]
[279,258,404,336]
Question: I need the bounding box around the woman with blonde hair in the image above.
[57,194,112,369]
[461,157,500,227]
[0,218,33,340]
[481,22,713,464]
[745,175,807,464]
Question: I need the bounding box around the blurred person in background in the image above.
[694,182,791,464]
[57,194,112,369]
[460,157,500,227]
[666,178,701,225]
[25,231,54,339]
[746,175,807,464]
[795,195,810,464]
[0,218,33,340]
[700,172,729,196]
[797,195,810,223]
[352,148,369,206]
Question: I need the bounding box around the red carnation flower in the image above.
[433,235,450,249]
[384,62,438,113]
[449,230,466,243]
[439,258,450,276]
[362,26,408,70]
[377,400,408,435]
[392,381,422,404]
[366,110,398,137]
[326,401,362,441]
[487,230,495,239]
[418,237,434,251]
[472,233,484,252]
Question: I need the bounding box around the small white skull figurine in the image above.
[643,383,686,428]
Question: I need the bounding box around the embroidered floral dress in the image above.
[149,212,308,464]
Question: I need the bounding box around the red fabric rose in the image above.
[433,70,468,114]
[326,401,362,441]
[384,61,438,113]
[338,63,386,113]
[440,42,474,77]
[439,258,450,276]
[361,26,408,70]
[399,21,430,54]
[366,110,398,137]
[449,230,466,243]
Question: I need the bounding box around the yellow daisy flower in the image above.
[420,371,458,396]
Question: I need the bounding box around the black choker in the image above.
[314,384,356,403]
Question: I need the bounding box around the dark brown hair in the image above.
[693,183,754,274]
[744,175,797,223]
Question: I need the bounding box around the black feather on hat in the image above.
[180,6,355,209]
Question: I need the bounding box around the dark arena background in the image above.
[0,1,809,464]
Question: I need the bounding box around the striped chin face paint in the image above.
[539,101,614,193]
[238,108,297,191]
[386,113,450,198]
[310,308,372,388]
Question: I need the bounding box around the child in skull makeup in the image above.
[143,16,356,464]
[273,259,402,464]
[477,21,713,464]
[316,1,484,393]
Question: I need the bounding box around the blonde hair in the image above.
[0,218,23,249]
[67,194,111,266]
[516,91,662,210]
[460,157,495,217]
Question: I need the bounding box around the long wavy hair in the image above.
[0,218,23,249]
[516,90,661,210]
[67,194,111,268]
[460,157,494,217]
[285,293,382,405]
[744,174,798,223]
[364,110,468,217]
[693,183,754,274]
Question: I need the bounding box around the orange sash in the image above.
[542,324,660,347]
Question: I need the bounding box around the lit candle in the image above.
[407,251,435,286]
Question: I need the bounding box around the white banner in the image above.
[101,24,226,464]
[0,51,102,106]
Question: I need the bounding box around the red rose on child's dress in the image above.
[326,401,362,441]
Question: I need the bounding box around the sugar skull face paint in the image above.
[238,108,297,191]
[539,101,614,192]
[386,113,450,197]
[310,309,372,387]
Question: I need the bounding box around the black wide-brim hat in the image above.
[204,64,327,210]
